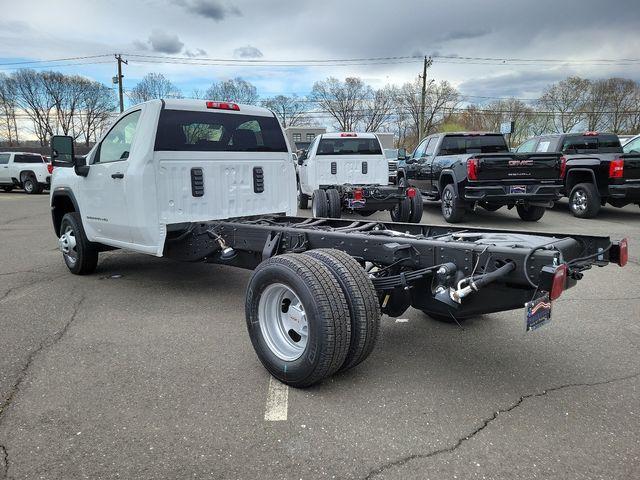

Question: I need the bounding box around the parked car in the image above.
[384,148,401,183]
[622,134,640,152]
[396,132,564,223]
[0,151,51,194]
[48,98,628,387]
[297,132,422,222]
[516,132,640,217]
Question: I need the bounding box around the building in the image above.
[284,127,327,152]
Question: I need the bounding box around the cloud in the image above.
[438,28,492,42]
[148,30,184,54]
[132,39,149,51]
[185,48,208,57]
[233,45,263,59]
[180,0,242,21]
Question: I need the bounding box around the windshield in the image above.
[561,135,622,154]
[317,138,382,155]
[439,135,508,155]
[155,110,287,152]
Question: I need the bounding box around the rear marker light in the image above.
[340,133,357,137]
[206,101,240,111]
[406,187,416,198]
[353,188,364,201]
[550,263,568,301]
[467,158,479,181]
[609,159,624,178]
[559,156,567,179]
[612,238,628,267]
[47,163,54,174]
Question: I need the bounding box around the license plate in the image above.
[347,199,366,209]
[510,185,527,194]
[524,293,552,332]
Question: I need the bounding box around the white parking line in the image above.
[264,376,289,421]
[395,318,409,323]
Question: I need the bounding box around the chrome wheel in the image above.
[59,224,78,266]
[571,190,587,213]
[24,179,34,193]
[442,188,454,217]
[258,283,309,361]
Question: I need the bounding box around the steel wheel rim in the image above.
[443,189,453,216]
[59,224,78,265]
[572,190,587,212]
[258,283,309,361]
[24,180,33,193]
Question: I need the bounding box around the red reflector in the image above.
[467,158,479,181]
[406,187,416,198]
[584,131,599,136]
[550,264,567,301]
[609,158,624,178]
[617,238,628,267]
[47,163,54,174]
[206,101,240,111]
[340,133,357,137]
[559,156,567,179]
[353,188,364,201]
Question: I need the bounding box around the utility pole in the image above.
[114,54,128,113]
[418,56,433,140]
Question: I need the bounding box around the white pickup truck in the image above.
[296,132,422,222]
[0,151,52,194]
[49,99,627,388]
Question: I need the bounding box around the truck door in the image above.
[409,138,431,193]
[0,153,10,183]
[80,110,142,244]
[422,137,439,194]
[299,136,318,195]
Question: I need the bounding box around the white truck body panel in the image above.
[299,133,389,196]
[51,99,296,256]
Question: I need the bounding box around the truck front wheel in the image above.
[441,184,465,223]
[312,189,328,218]
[516,204,546,221]
[569,183,601,218]
[59,212,99,275]
[326,188,342,218]
[245,254,351,387]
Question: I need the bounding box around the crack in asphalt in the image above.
[0,273,68,305]
[0,295,86,480]
[362,372,640,479]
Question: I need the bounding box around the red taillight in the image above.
[340,133,357,137]
[353,188,364,201]
[550,263,568,301]
[406,187,416,198]
[559,156,567,179]
[614,238,628,267]
[609,158,624,178]
[47,163,53,174]
[467,158,479,181]
[584,131,599,136]
[206,101,240,111]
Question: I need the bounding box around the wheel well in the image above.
[52,195,76,236]
[19,170,35,182]
[439,173,455,192]
[566,171,595,192]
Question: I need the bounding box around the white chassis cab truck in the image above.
[50,99,628,388]
[0,152,52,194]
[296,132,423,223]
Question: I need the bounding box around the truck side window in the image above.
[536,140,551,152]
[425,138,437,155]
[624,137,640,153]
[413,139,428,159]
[517,139,537,153]
[0,153,9,164]
[96,110,142,163]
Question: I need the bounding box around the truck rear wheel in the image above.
[326,188,342,218]
[23,175,42,195]
[390,178,411,222]
[569,183,601,218]
[312,189,328,218]
[59,212,99,275]
[441,184,465,223]
[245,254,351,387]
[408,188,423,223]
[304,249,380,371]
[516,204,546,221]
[297,184,309,209]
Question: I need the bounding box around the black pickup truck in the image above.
[516,132,640,218]
[396,132,563,223]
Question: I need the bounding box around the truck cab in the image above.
[50,99,296,257]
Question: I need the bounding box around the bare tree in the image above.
[604,78,638,133]
[205,77,258,104]
[361,85,396,132]
[0,73,19,145]
[77,82,116,145]
[10,69,56,145]
[261,94,306,127]
[309,77,367,131]
[130,73,182,104]
[538,76,590,133]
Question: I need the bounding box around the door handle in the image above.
[111,173,124,179]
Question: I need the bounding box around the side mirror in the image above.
[298,151,307,164]
[397,148,406,160]
[74,156,90,177]
[51,135,75,167]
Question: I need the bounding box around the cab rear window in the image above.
[155,110,287,152]
[316,138,382,155]
[439,135,508,155]
[561,135,622,153]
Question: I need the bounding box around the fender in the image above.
[439,168,461,197]
[51,187,81,236]
[18,170,36,182]
[565,167,598,186]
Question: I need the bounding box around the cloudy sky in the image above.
[1,0,639,105]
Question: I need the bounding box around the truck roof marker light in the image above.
[584,131,599,136]
[340,133,357,137]
[406,187,417,198]
[353,188,364,201]
[206,101,240,111]
[550,263,568,301]
[467,158,479,181]
[559,156,567,179]
[609,158,624,178]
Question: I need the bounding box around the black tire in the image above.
[2,186,13,192]
[23,176,42,195]
[480,202,502,212]
[312,189,328,218]
[441,183,465,223]
[326,188,342,218]
[304,249,381,371]
[297,183,309,209]
[516,204,546,222]
[390,178,411,222]
[569,183,601,218]
[59,212,99,275]
[408,188,423,223]
[245,253,351,387]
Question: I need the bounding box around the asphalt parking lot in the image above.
[1,192,639,480]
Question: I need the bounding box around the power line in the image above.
[0,54,112,66]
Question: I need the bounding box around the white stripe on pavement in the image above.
[264,376,289,421]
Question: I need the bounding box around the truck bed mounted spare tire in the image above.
[245,253,351,387]
[304,249,381,371]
